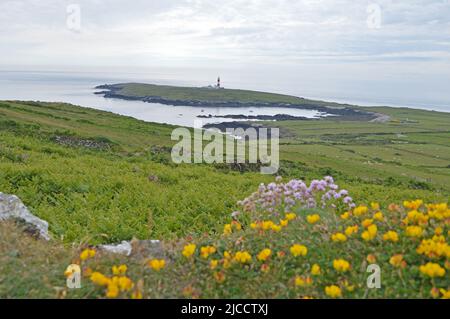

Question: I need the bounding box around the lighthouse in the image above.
[217,76,221,88]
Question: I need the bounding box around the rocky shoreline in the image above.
[94,84,379,122]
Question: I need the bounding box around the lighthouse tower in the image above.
[217,76,221,89]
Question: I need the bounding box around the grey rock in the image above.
[99,239,162,257]
[0,193,50,240]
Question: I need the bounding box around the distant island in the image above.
[95,83,380,121]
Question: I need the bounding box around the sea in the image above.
[0,68,448,128]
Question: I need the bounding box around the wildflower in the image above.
[117,276,133,291]
[370,202,380,210]
[80,248,95,261]
[182,244,196,258]
[280,219,288,227]
[262,221,274,231]
[277,251,286,258]
[389,254,406,269]
[340,212,350,220]
[440,289,450,299]
[419,262,446,278]
[405,226,423,238]
[435,227,443,235]
[405,210,429,225]
[223,224,232,235]
[343,280,355,292]
[285,213,297,221]
[366,254,377,264]
[306,214,320,224]
[388,203,400,212]
[403,199,423,210]
[260,264,270,273]
[90,272,110,286]
[295,276,313,287]
[331,233,347,243]
[311,264,321,276]
[290,244,308,257]
[112,264,127,276]
[353,205,368,217]
[382,231,399,243]
[427,203,449,220]
[148,259,165,271]
[362,219,373,228]
[430,287,440,299]
[325,285,342,298]
[416,239,450,259]
[333,259,350,273]
[200,246,217,259]
[231,220,242,230]
[271,224,282,232]
[345,225,359,237]
[257,249,272,262]
[106,283,120,298]
[210,259,219,270]
[233,251,252,264]
[373,212,384,221]
[250,222,258,229]
[361,224,377,241]
[214,271,226,283]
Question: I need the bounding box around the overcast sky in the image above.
[1,0,449,68]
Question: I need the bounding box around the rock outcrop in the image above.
[0,193,50,240]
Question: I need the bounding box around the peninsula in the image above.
[95,83,379,121]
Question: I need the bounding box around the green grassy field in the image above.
[0,100,449,244]
[0,100,449,299]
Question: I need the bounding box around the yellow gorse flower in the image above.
[361,219,373,228]
[311,264,321,275]
[223,224,232,235]
[331,232,347,242]
[210,259,219,270]
[345,225,359,237]
[353,205,368,216]
[340,212,350,220]
[419,262,446,278]
[285,213,297,221]
[416,239,450,259]
[80,248,96,261]
[382,231,399,242]
[361,224,378,241]
[373,212,384,221]
[325,285,342,298]
[295,276,313,287]
[403,199,423,210]
[333,259,350,272]
[233,251,252,264]
[257,248,272,262]
[290,244,308,257]
[200,246,217,259]
[306,214,320,224]
[405,226,423,238]
[389,254,406,268]
[182,244,197,258]
[148,259,166,271]
[112,264,127,276]
[90,272,110,286]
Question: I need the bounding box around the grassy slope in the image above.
[112,83,356,108]
[0,100,449,299]
[0,100,448,245]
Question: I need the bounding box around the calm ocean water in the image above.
[0,69,448,128]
